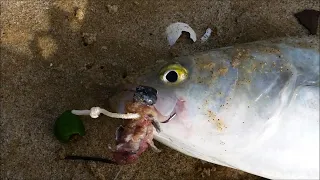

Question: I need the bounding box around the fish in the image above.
[111,36,320,179]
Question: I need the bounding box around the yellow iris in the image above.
[159,63,188,84]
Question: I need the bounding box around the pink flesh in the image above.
[113,106,154,165]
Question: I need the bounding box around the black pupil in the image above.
[166,71,178,83]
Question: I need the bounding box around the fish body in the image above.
[113,36,319,179]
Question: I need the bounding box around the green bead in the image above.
[54,110,85,143]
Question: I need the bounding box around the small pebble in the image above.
[85,63,94,69]
[133,1,139,5]
[82,33,96,46]
[156,59,166,64]
[88,161,97,169]
[200,28,212,43]
[75,8,85,20]
[107,5,118,14]
[200,160,207,164]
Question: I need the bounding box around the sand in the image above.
[1,0,319,179]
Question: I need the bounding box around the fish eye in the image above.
[159,63,188,84]
[164,70,178,83]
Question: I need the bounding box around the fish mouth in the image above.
[109,85,179,123]
[152,88,179,123]
[154,106,177,123]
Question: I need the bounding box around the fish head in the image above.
[109,51,236,166]
[110,55,199,123]
[110,54,217,149]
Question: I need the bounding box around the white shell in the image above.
[165,22,197,46]
[200,28,212,43]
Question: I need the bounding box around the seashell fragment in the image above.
[166,22,197,46]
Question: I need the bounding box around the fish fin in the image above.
[294,9,320,35]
